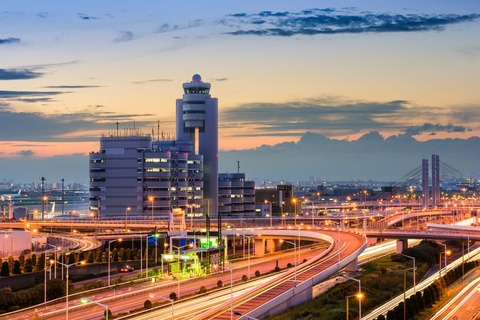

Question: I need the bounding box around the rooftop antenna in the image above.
[237,160,240,174]
[157,120,160,141]
[116,122,119,136]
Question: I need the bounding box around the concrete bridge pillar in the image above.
[265,239,276,253]
[345,257,359,272]
[396,239,408,253]
[254,238,265,255]
[363,218,367,231]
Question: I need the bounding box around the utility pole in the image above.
[61,178,65,216]
[41,177,45,220]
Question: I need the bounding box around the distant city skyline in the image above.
[1,1,479,183]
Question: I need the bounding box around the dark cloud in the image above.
[222,99,409,136]
[78,13,99,20]
[132,79,173,84]
[224,9,480,36]
[0,68,43,80]
[115,31,135,43]
[220,131,480,181]
[43,85,102,89]
[0,38,20,45]
[155,20,203,34]
[221,98,478,140]
[0,90,64,98]
[17,150,34,156]
[405,123,471,136]
[19,98,53,103]
[0,109,154,142]
[210,78,229,82]
[156,23,180,33]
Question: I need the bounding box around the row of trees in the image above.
[0,246,161,277]
[376,258,479,319]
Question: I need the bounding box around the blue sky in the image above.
[1,1,479,183]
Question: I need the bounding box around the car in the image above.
[120,265,134,272]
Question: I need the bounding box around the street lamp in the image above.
[80,297,109,320]
[346,293,363,320]
[172,243,192,299]
[124,207,131,231]
[144,234,160,279]
[264,200,272,228]
[438,244,451,278]
[43,244,59,306]
[57,259,85,320]
[108,238,122,286]
[149,196,154,223]
[148,293,174,320]
[281,240,297,286]
[400,253,416,293]
[402,267,415,320]
[292,198,297,226]
[341,274,362,320]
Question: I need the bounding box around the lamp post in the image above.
[400,253,416,293]
[80,297,109,320]
[149,196,154,223]
[148,294,174,320]
[292,198,297,227]
[264,200,272,228]
[438,243,451,278]
[282,240,297,286]
[124,207,131,231]
[402,267,415,320]
[342,274,362,320]
[171,244,190,299]
[145,234,155,279]
[57,260,85,320]
[43,244,58,306]
[108,238,122,286]
[346,293,363,320]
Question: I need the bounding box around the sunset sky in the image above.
[1,1,479,182]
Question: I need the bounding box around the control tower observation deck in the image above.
[176,74,218,216]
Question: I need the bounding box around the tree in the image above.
[18,254,25,268]
[87,251,94,264]
[36,253,45,271]
[30,254,37,269]
[12,261,21,274]
[0,261,10,276]
[95,250,103,263]
[112,248,119,262]
[24,258,33,273]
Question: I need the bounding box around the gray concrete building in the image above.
[218,173,255,218]
[89,134,204,219]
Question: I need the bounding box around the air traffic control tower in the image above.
[176,74,218,217]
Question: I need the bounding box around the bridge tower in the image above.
[422,159,429,209]
[431,154,440,208]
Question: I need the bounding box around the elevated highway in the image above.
[192,228,366,320]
